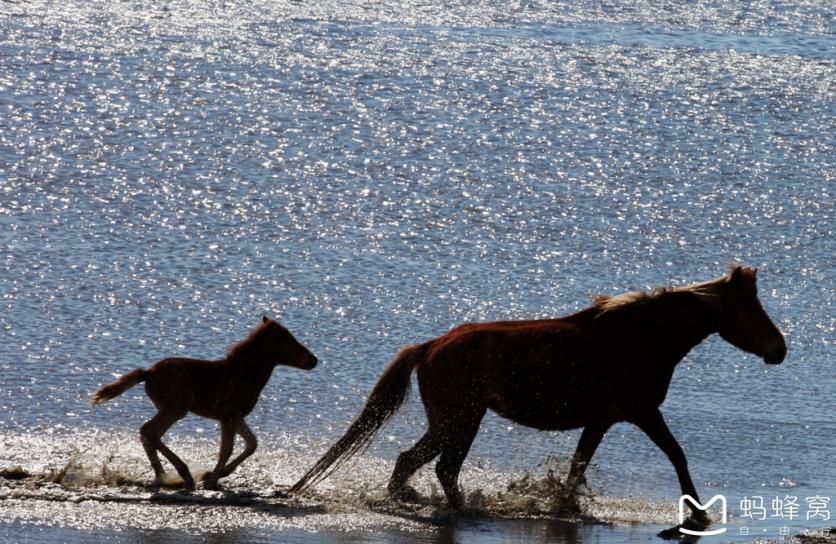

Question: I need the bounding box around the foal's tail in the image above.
[290,342,430,493]
[91,368,149,405]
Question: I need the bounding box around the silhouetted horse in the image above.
[93,317,317,489]
[291,266,785,536]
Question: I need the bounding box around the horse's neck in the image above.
[629,293,718,364]
[227,345,275,380]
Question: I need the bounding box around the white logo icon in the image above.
[679,494,728,536]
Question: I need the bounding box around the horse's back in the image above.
[417,317,616,430]
[144,357,226,412]
[416,306,690,430]
[146,357,223,382]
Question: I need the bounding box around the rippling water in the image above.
[1,1,834,542]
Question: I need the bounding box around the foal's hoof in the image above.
[149,472,195,490]
[202,473,220,490]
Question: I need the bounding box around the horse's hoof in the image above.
[555,496,582,517]
[657,514,710,539]
[657,525,682,539]
[390,485,421,503]
[446,492,464,509]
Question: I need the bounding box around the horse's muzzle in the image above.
[763,341,787,365]
[304,354,318,369]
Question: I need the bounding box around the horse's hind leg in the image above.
[388,429,443,499]
[434,406,486,508]
[203,419,258,489]
[557,421,612,513]
[140,413,172,485]
[140,410,193,488]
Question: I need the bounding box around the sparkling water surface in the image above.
[1,1,834,542]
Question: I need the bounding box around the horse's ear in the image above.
[262,316,270,324]
[729,265,757,287]
[729,265,744,284]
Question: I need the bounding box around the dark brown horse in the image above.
[92,317,317,489]
[291,266,785,535]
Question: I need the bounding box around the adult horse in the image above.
[93,317,317,489]
[290,266,785,536]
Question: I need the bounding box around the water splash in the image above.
[0,432,675,530]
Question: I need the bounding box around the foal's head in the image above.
[708,266,786,365]
[256,317,318,370]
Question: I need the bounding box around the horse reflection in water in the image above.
[291,266,785,537]
[93,317,317,489]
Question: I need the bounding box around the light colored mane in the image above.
[591,266,743,314]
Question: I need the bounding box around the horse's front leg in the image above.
[215,420,258,479]
[203,418,236,490]
[632,409,710,539]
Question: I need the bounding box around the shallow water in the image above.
[1,0,834,542]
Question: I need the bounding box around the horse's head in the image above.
[262,316,318,370]
[714,266,786,365]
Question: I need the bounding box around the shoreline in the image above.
[2,470,833,544]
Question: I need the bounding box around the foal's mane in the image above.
[592,265,748,314]
[227,321,274,360]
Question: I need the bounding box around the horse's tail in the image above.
[290,342,430,493]
[91,368,149,405]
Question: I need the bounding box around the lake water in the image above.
[0,1,834,542]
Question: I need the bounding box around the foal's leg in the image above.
[218,420,258,477]
[632,409,710,538]
[558,421,612,513]
[203,419,258,489]
[202,418,236,490]
[140,410,193,488]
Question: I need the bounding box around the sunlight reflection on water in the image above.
[0,0,834,541]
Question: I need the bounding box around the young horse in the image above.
[92,317,317,489]
[290,266,785,536]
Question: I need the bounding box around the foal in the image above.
[92,317,317,489]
